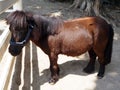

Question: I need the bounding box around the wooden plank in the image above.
[0,0,18,14]
[0,26,10,61]
[0,49,15,90]
[13,0,22,10]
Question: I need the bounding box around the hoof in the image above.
[97,73,104,79]
[49,78,58,85]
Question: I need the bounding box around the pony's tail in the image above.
[104,24,114,65]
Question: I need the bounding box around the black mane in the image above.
[33,15,63,37]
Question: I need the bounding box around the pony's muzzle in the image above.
[9,45,22,56]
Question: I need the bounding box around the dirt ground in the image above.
[2,0,119,90]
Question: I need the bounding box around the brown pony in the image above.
[6,11,114,84]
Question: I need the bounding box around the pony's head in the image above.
[6,10,34,56]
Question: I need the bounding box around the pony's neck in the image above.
[40,16,51,37]
[30,15,50,44]
[35,15,63,36]
[32,14,63,41]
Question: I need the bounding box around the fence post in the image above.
[13,0,22,10]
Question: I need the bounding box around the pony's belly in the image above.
[61,50,87,56]
[61,44,91,56]
[60,37,92,56]
[59,30,93,56]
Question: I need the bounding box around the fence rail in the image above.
[0,0,22,89]
[0,0,22,14]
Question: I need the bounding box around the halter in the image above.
[10,25,34,46]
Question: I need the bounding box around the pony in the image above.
[6,10,114,84]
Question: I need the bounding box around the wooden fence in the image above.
[0,0,22,89]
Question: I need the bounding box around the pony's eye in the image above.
[9,26,15,31]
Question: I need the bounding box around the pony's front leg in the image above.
[49,52,60,84]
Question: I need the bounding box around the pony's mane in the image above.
[37,15,63,35]
[48,17,63,34]
[6,11,31,29]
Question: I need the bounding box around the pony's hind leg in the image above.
[83,49,96,73]
[97,25,114,78]
[97,63,105,79]
[95,50,106,79]
[97,56,106,79]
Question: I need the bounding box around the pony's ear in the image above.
[6,11,14,24]
[25,11,35,25]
